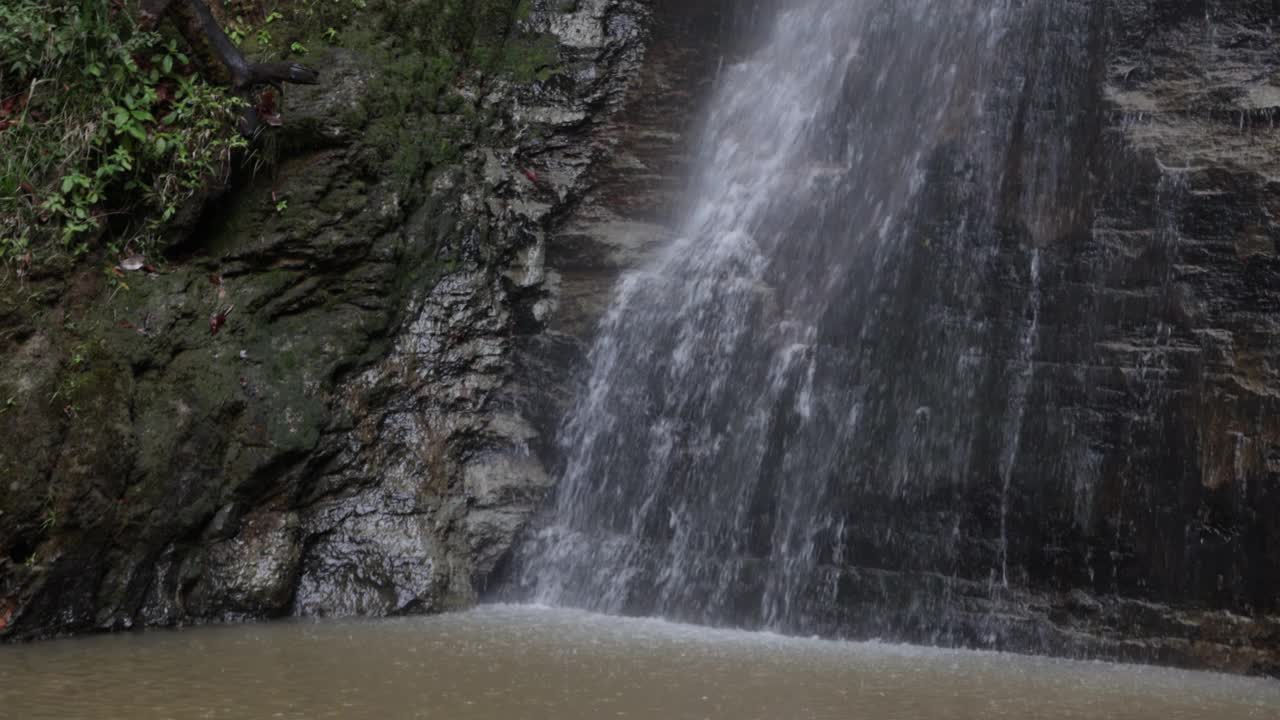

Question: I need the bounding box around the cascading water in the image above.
[505,0,1102,644]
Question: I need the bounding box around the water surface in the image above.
[1,605,1276,719]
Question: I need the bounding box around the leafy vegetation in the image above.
[358,0,563,187]
[0,0,561,264]
[0,0,246,262]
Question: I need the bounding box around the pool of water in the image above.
[0,605,1276,719]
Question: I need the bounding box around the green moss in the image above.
[344,0,561,188]
[498,32,562,83]
[515,0,536,21]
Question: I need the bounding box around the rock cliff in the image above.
[499,0,1280,678]
[0,0,1276,680]
[0,0,645,635]
[742,0,1280,677]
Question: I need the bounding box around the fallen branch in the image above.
[140,0,320,134]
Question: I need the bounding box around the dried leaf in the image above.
[118,255,146,271]
[210,304,235,336]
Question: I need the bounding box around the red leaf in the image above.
[210,304,235,336]
[256,89,277,116]
[0,598,14,631]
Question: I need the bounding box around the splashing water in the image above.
[506,0,1086,640]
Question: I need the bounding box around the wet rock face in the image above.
[0,1,646,636]
[0,0,1276,680]
[985,0,1280,673]
[758,0,1280,675]
[795,0,1280,675]
[495,0,1280,678]
[1074,0,1280,669]
[506,0,748,470]
[1103,1,1277,594]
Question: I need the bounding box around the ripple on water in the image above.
[0,605,1277,720]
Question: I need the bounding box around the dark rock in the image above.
[492,0,1280,679]
[0,0,646,638]
[1,0,1277,682]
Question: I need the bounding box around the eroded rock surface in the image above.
[0,0,646,635]
[0,0,1276,681]
[496,0,1280,678]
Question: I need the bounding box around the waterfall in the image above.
[505,0,1094,641]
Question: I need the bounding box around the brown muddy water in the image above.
[0,605,1276,719]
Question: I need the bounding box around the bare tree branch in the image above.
[140,0,320,134]
[181,0,319,91]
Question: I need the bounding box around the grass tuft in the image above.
[1,0,246,262]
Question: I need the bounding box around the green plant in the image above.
[1,0,246,261]
[228,20,248,46]
[1,0,563,265]
[49,340,92,407]
[39,506,57,532]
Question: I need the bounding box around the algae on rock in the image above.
[0,0,646,636]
